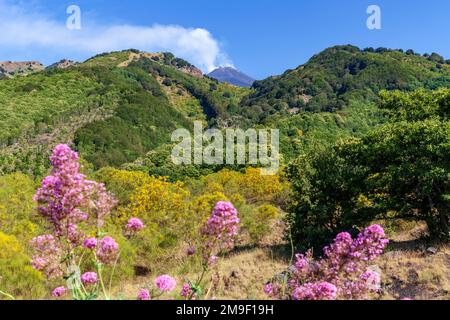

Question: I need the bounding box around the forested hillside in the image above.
[0,50,248,175]
[239,45,450,122]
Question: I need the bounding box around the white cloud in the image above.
[0,1,232,72]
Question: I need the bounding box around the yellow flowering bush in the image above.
[0,231,46,299]
[0,173,42,241]
[193,168,285,204]
[95,167,154,205]
[118,176,190,261]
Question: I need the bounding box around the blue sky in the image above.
[1,0,449,79]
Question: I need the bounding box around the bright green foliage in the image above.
[73,65,192,168]
[130,56,249,124]
[287,89,450,248]
[242,204,280,244]
[268,100,385,162]
[238,45,450,125]
[0,69,105,145]
[122,143,218,182]
[379,87,450,121]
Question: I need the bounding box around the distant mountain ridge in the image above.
[208,66,255,87]
[0,61,44,78]
[46,59,79,70]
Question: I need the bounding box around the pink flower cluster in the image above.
[180,283,193,298]
[155,275,177,293]
[29,235,63,279]
[52,286,67,298]
[292,282,337,300]
[202,201,240,249]
[137,289,150,300]
[264,283,280,297]
[126,217,145,232]
[30,145,121,299]
[31,145,118,275]
[33,145,116,237]
[96,236,120,264]
[81,272,98,285]
[199,201,240,267]
[266,225,389,300]
[83,237,98,250]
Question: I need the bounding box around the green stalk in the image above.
[97,263,110,300]
[0,290,15,300]
[108,250,121,294]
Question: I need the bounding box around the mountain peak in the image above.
[46,59,79,70]
[208,66,254,87]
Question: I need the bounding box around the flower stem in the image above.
[0,290,15,300]
[97,263,110,300]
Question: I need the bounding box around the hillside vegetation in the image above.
[239,45,450,123]
[0,45,449,300]
[0,50,248,175]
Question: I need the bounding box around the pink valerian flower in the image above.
[29,235,63,279]
[292,282,337,300]
[202,202,240,249]
[263,283,282,299]
[96,236,119,264]
[137,289,151,300]
[180,283,193,298]
[126,217,145,232]
[89,181,117,229]
[350,224,389,261]
[294,250,315,277]
[200,201,240,267]
[269,225,389,300]
[155,275,177,293]
[264,283,274,296]
[34,145,90,231]
[52,286,67,298]
[31,145,118,282]
[81,272,98,285]
[294,253,309,271]
[67,223,82,245]
[33,144,117,235]
[360,270,381,292]
[83,237,98,250]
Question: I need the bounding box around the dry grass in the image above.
[378,221,450,300]
[115,220,291,300]
[114,245,290,300]
[211,246,290,299]
[116,219,450,300]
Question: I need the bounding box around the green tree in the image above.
[287,89,450,248]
